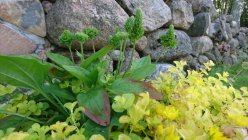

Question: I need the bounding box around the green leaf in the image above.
[107,79,144,95]
[81,46,113,68]
[128,64,156,80]
[41,84,75,101]
[77,87,110,126]
[131,56,152,70]
[47,53,74,67]
[62,65,92,84]
[0,116,27,130]
[0,55,51,90]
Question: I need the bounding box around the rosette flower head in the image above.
[75,32,89,44]
[83,27,99,39]
[59,30,74,47]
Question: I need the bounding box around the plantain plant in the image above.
[0,8,161,139]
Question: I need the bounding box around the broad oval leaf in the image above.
[107,78,144,95]
[130,80,164,100]
[127,64,156,80]
[0,55,51,90]
[77,87,110,126]
[131,56,152,70]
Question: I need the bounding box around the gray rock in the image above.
[191,36,213,56]
[149,64,174,80]
[170,0,194,30]
[198,55,209,64]
[213,47,223,63]
[0,20,45,55]
[46,0,129,50]
[136,36,148,51]
[117,0,171,32]
[143,29,192,61]
[122,47,140,72]
[223,53,238,65]
[189,58,201,71]
[0,0,46,37]
[204,52,216,61]
[42,1,53,14]
[228,38,239,54]
[109,50,121,61]
[237,32,248,49]
[240,27,248,33]
[186,12,211,37]
[185,0,217,17]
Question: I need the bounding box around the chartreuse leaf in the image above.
[47,52,74,67]
[0,55,67,115]
[107,79,144,95]
[77,87,110,126]
[131,56,152,70]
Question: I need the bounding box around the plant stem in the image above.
[116,41,124,76]
[92,40,96,54]
[0,110,45,124]
[68,45,74,63]
[127,43,136,71]
[119,41,127,74]
[80,42,84,61]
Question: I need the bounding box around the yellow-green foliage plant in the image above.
[110,61,248,140]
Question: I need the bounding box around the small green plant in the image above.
[59,30,74,62]
[156,24,177,63]
[83,27,100,53]
[75,32,89,61]
[125,8,144,71]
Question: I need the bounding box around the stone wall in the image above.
[0,0,248,70]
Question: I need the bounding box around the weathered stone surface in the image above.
[204,52,216,61]
[186,12,210,37]
[0,21,45,55]
[117,0,171,32]
[42,1,53,14]
[198,55,209,64]
[122,47,140,71]
[170,0,194,30]
[191,36,213,56]
[46,0,129,50]
[0,0,46,37]
[149,64,174,80]
[228,38,239,54]
[237,32,248,49]
[109,50,121,61]
[185,0,217,17]
[136,36,147,51]
[143,29,192,61]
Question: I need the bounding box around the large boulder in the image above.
[46,0,129,50]
[0,0,46,37]
[191,36,213,56]
[116,0,171,32]
[186,12,211,37]
[143,29,192,61]
[0,20,45,55]
[170,0,194,30]
[185,0,217,17]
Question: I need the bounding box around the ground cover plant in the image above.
[0,9,248,140]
